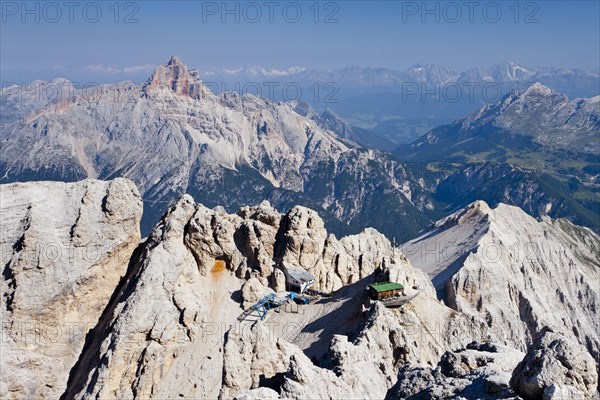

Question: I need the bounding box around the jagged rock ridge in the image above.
[1,179,599,399]
[0,56,433,242]
[403,200,600,393]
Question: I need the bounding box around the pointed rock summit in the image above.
[520,82,556,98]
[497,82,561,111]
[167,54,184,66]
[143,56,205,99]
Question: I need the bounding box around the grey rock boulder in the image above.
[511,329,598,400]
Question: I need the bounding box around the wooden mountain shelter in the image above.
[367,281,404,300]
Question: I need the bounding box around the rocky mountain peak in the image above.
[519,82,556,98]
[500,82,560,109]
[167,55,184,66]
[488,61,533,81]
[405,200,600,375]
[456,200,493,222]
[429,200,493,231]
[458,81,568,130]
[143,56,205,99]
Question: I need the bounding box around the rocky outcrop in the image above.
[386,342,524,399]
[511,329,598,400]
[277,205,432,294]
[234,387,280,400]
[0,179,142,399]
[404,201,600,376]
[56,191,495,400]
[57,195,439,399]
[61,195,239,400]
[241,277,274,309]
[143,55,205,99]
[2,179,599,399]
[220,323,357,399]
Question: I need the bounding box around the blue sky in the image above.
[1,1,599,82]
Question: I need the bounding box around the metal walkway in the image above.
[237,293,291,322]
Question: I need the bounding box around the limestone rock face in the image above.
[272,267,286,292]
[0,178,142,399]
[276,205,434,294]
[511,329,598,400]
[220,323,359,400]
[184,203,244,276]
[3,182,599,399]
[278,206,328,269]
[234,387,280,400]
[241,277,273,309]
[143,55,206,99]
[235,201,281,282]
[404,201,600,377]
[387,343,524,400]
[61,195,245,400]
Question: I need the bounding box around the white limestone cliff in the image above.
[2,181,599,399]
[0,179,142,399]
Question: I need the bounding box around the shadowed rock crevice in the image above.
[1,179,143,399]
[60,242,146,400]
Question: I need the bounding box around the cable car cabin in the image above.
[367,282,404,300]
[284,266,315,294]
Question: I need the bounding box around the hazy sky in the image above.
[1,1,599,82]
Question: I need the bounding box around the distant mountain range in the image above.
[200,62,599,99]
[394,82,600,234]
[0,57,437,241]
[3,61,597,149]
[397,83,600,159]
[5,61,597,93]
[197,62,600,149]
[1,57,598,239]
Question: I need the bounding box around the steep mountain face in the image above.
[402,200,600,389]
[394,83,600,235]
[0,179,142,399]
[0,79,74,124]
[398,83,600,159]
[62,195,454,400]
[0,57,434,242]
[203,62,599,146]
[405,63,460,85]
[432,163,600,235]
[2,179,599,399]
[291,101,396,151]
[458,62,536,84]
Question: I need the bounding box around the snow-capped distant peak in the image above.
[200,66,307,78]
